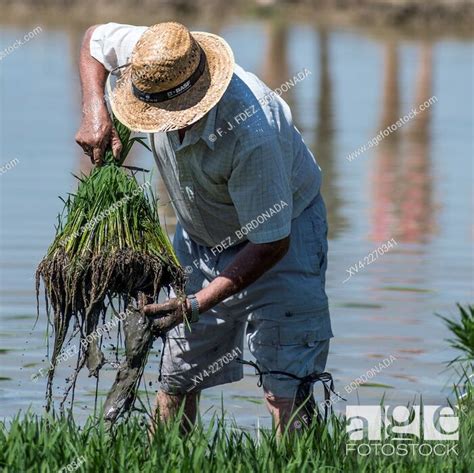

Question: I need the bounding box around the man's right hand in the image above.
[76,25,123,166]
[75,104,122,165]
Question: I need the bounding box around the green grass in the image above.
[357,382,394,389]
[437,304,474,406]
[438,304,474,365]
[0,405,472,473]
[2,304,473,471]
[338,303,384,309]
[381,286,432,293]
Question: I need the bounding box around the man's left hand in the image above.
[140,297,190,335]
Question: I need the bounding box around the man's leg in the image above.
[247,315,331,435]
[264,391,314,434]
[242,195,333,434]
[150,390,201,434]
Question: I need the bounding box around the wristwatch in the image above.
[186,294,200,323]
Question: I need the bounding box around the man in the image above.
[76,21,333,432]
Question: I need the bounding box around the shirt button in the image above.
[185,186,194,200]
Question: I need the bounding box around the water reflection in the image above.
[261,20,291,91]
[314,28,347,238]
[401,42,436,242]
[370,41,402,243]
[371,41,435,244]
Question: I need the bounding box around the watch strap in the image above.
[187,294,200,323]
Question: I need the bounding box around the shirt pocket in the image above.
[194,181,232,203]
[178,181,214,245]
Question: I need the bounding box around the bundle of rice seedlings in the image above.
[35,117,184,417]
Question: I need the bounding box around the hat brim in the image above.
[108,32,234,133]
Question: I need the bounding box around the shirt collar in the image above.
[199,105,218,150]
[172,105,217,151]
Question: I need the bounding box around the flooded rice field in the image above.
[0,17,473,429]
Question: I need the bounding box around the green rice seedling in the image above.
[438,304,474,407]
[438,304,474,365]
[1,405,472,472]
[35,118,184,415]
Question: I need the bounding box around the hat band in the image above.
[131,49,207,104]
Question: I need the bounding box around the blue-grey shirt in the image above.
[91,23,323,247]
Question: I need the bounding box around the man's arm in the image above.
[75,25,122,165]
[195,237,290,313]
[143,236,290,324]
[144,137,294,327]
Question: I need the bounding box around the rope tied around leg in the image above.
[235,357,345,421]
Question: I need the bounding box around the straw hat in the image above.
[108,22,235,133]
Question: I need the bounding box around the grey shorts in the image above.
[160,194,333,399]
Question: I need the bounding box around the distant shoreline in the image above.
[0,0,473,35]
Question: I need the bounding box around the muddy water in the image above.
[0,20,473,429]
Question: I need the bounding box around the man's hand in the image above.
[140,297,190,335]
[76,105,122,165]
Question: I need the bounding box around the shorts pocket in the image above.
[248,320,279,347]
[247,320,279,371]
[276,314,332,379]
[277,312,333,345]
[247,313,333,376]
